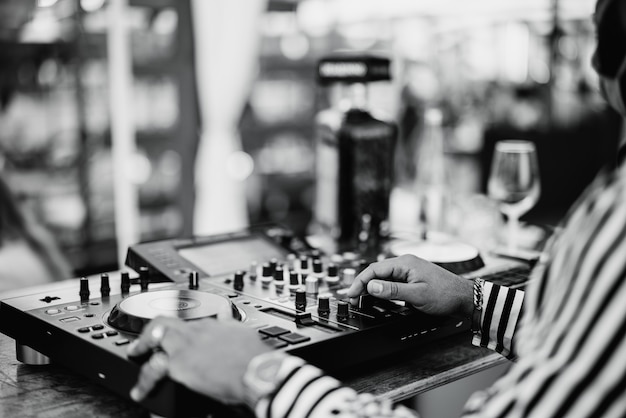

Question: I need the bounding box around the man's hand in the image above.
[127,316,272,405]
[347,254,474,318]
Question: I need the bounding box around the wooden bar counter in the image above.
[0,329,506,417]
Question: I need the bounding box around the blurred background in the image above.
[0,0,621,278]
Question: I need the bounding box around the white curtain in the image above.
[191,0,267,235]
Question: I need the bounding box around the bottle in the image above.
[311,53,397,253]
[414,107,447,237]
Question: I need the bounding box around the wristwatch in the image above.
[471,278,484,334]
[242,351,291,410]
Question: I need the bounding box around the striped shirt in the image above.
[255,166,626,418]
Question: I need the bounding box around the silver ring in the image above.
[150,324,166,347]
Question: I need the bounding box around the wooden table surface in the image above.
[0,329,505,417]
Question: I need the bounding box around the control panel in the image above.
[0,224,472,417]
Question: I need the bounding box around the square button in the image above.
[263,338,288,349]
[258,326,290,337]
[60,316,80,323]
[278,332,311,345]
[115,339,130,346]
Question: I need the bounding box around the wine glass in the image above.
[487,140,541,252]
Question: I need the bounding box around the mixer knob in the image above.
[189,271,199,289]
[318,295,330,316]
[79,277,90,302]
[100,273,110,297]
[312,259,324,280]
[273,265,285,282]
[299,256,310,275]
[234,270,245,291]
[260,263,273,285]
[287,253,297,270]
[337,301,349,320]
[310,249,322,260]
[295,289,307,312]
[139,267,150,291]
[120,271,131,294]
[342,268,356,286]
[325,263,340,286]
[327,263,338,277]
[249,261,258,281]
[305,276,319,295]
[289,270,300,286]
[269,258,278,275]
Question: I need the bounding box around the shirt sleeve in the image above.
[461,171,626,418]
[471,282,525,360]
[255,357,420,418]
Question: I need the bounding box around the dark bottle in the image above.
[311,53,397,252]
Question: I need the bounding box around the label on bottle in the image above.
[314,126,340,237]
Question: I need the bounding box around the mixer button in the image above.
[77,327,90,333]
[115,339,130,346]
[278,332,311,345]
[84,313,95,318]
[92,333,104,339]
[92,324,105,331]
[258,326,290,337]
[106,330,118,337]
[45,309,61,315]
[60,317,80,323]
[65,305,80,311]
[263,338,288,349]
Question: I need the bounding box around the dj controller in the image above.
[0,224,524,418]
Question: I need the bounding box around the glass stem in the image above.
[507,214,519,253]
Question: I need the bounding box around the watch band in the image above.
[471,278,484,334]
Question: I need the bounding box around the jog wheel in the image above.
[107,289,243,334]
[388,234,485,275]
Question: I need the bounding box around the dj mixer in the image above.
[0,224,527,417]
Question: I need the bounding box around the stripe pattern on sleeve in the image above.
[256,356,419,418]
[463,168,626,418]
[472,281,524,359]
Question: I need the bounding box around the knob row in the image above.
[78,269,143,301]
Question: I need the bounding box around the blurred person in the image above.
[128,0,626,417]
[0,175,72,292]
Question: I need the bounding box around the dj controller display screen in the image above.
[178,236,286,276]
